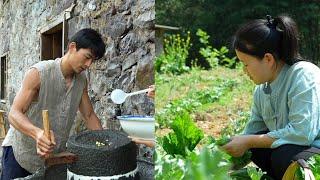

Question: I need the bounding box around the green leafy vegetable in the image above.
[230,167,265,180]
[295,154,320,180]
[230,151,252,170]
[184,146,231,180]
[213,136,252,170]
[162,111,204,157]
[215,136,231,146]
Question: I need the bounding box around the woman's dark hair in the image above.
[232,15,303,65]
[69,28,106,60]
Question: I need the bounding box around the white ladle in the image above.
[111,88,149,104]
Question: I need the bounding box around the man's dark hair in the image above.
[69,28,106,60]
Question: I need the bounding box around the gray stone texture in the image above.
[0,0,155,177]
[0,0,155,131]
[67,130,138,177]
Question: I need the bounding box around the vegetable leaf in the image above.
[162,111,204,157]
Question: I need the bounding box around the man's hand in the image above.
[147,85,155,99]
[222,135,250,157]
[35,129,56,158]
[129,136,155,147]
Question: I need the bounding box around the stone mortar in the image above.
[67,130,138,177]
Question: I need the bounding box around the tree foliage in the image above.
[156,0,320,66]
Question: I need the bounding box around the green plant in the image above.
[156,32,191,75]
[230,151,252,170]
[215,136,231,146]
[221,111,251,137]
[156,98,201,128]
[212,135,252,170]
[189,79,236,104]
[157,0,320,65]
[156,79,237,128]
[155,62,257,178]
[210,111,252,170]
[197,29,237,68]
[247,167,265,180]
[162,111,204,157]
[155,145,232,180]
[154,150,185,180]
[184,146,231,180]
[295,155,320,180]
[230,167,265,180]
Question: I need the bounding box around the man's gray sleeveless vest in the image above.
[4,58,86,173]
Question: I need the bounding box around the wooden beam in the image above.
[0,110,7,139]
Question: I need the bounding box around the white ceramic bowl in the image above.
[117,115,155,140]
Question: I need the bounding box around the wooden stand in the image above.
[0,110,6,139]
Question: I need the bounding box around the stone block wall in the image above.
[0,0,155,130]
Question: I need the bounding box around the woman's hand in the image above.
[222,135,250,157]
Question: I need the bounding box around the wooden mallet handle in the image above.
[42,110,52,159]
[42,110,51,141]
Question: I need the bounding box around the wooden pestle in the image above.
[41,110,78,166]
[42,110,51,158]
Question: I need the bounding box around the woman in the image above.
[222,15,320,179]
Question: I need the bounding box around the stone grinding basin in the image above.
[15,130,154,179]
[66,130,139,179]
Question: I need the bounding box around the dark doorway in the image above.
[41,23,63,60]
[0,55,7,100]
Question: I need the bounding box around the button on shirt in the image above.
[243,61,320,148]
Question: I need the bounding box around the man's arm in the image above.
[79,82,103,130]
[9,68,55,157]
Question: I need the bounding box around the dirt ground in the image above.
[195,94,251,137]
[156,90,252,138]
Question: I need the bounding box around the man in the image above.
[1,28,106,179]
[147,85,155,99]
[130,85,155,147]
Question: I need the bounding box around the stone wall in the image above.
[0,0,155,130]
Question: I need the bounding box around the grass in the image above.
[155,65,264,180]
[156,66,255,137]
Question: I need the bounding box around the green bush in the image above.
[155,32,191,75]
[197,29,237,68]
[157,0,320,65]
